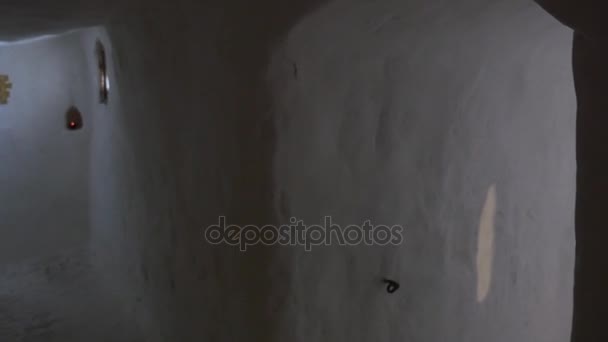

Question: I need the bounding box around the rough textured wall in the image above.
[80,23,173,339]
[269,1,575,341]
[85,0,576,341]
[0,0,577,341]
[87,2,328,338]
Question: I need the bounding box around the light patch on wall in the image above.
[0,34,59,46]
[0,74,12,105]
[0,28,83,46]
[476,184,497,303]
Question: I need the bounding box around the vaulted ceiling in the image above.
[0,0,127,41]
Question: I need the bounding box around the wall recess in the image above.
[66,106,83,130]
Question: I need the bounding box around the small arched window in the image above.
[95,40,109,104]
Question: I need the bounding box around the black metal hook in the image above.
[383,278,400,294]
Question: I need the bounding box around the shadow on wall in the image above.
[82,1,335,340]
[174,2,335,340]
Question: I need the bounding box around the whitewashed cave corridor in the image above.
[0,0,605,341]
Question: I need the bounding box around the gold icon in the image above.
[0,74,12,105]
